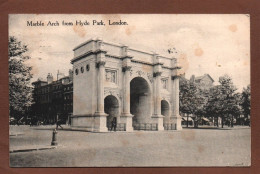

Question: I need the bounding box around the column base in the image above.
[152,114,165,131]
[70,113,108,132]
[94,112,108,132]
[170,115,182,130]
[121,113,134,132]
[94,112,108,117]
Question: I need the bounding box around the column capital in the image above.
[153,62,164,66]
[152,52,159,59]
[122,66,132,72]
[96,61,106,68]
[95,49,107,55]
[172,66,181,70]
[153,72,162,77]
[122,55,133,59]
[171,75,181,80]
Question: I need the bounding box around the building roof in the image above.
[59,76,70,80]
[195,74,214,83]
[32,79,47,85]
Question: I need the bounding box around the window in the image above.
[162,78,168,90]
[75,68,79,75]
[86,64,90,71]
[81,66,84,73]
[105,70,117,83]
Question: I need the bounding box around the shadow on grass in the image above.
[31,125,250,132]
[183,126,250,130]
[31,127,114,133]
[183,127,231,130]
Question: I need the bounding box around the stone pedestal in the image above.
[170,116,182,130]
[120,114,134,132]
[93,113,108,132]
[152,115,164,130]
[70,114,108,132]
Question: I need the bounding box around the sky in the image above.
[9,14,250,91]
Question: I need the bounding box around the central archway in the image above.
[104,95,119,130]
[130,77,152,129]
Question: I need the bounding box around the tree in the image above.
[205,75,240,128]
[241,85,251,119]
[9,36,33,121]
[204,86,222,127]
[179,78,205,128]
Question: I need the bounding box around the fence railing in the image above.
[107,123,126,131]
[133,123,158,131]
[163,123,176,130]
[108,123,177,131]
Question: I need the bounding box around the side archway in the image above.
[161,100,170,127]
[104,95,119,129]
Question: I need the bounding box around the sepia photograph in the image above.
[8,14,250,167]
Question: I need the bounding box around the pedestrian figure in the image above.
[110,117,117,132]
[56,114,63,129]
[56,119,63,129]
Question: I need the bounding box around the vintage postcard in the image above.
[9,14,250,167]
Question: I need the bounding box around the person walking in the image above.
[110,117,117,132]
[56,114,63,129]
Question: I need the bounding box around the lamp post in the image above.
[51,129,58,146]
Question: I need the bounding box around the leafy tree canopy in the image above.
[240,85,251,118]
[179,78,205,115]
[205,75,241,118]
[9,36,33,119]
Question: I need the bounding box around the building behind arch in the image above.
[31,71,73,124]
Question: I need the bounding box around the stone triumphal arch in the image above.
[70,38,182,132]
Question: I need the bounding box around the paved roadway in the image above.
[9,125,251,167]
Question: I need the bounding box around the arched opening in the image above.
[104,95,119,130]
[130,77,152,129]
[161,100,170,128]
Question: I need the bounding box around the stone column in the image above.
[154,72,162,116]
[120,45,134,132]
[171,75,182,130]
[96,61,106,114]
[152,72,164,130]
[121,66,133,132]
[122,66,131,115]
[94,61,108,132]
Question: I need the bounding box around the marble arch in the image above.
[70,38,182,132]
